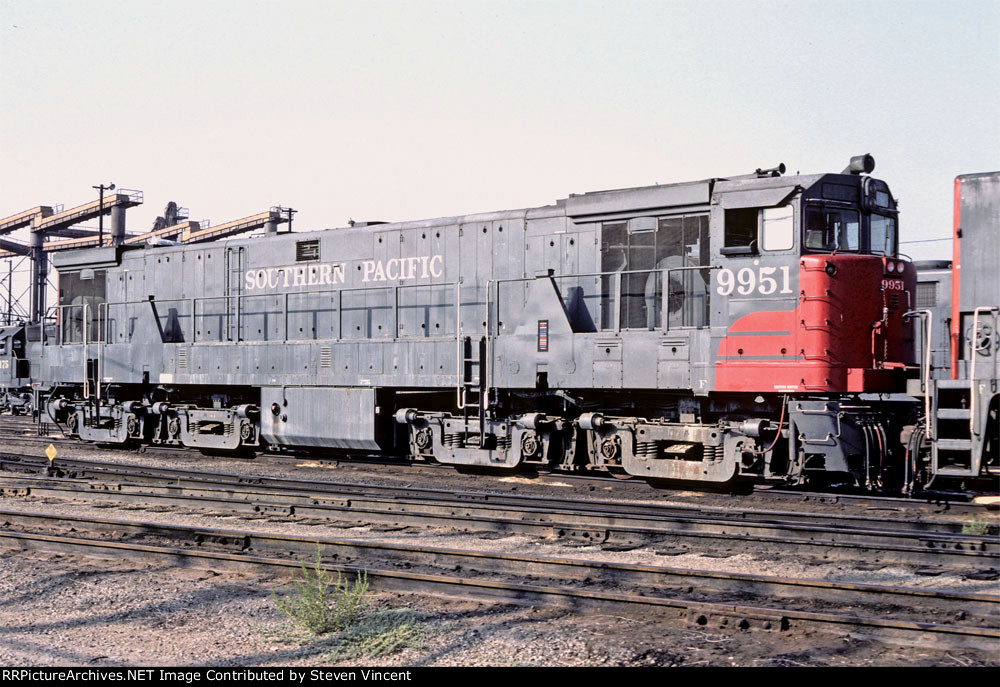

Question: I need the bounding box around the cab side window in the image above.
[726,206,795,252]
[761,206,794,251]
[59,269,107,343]
[724,209,757,249]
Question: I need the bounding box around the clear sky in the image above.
[1,0,998,273]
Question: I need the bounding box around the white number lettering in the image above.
[717,269,734,296]
[779,265,793,294]
[758,266,777,295]
[717,265,795,297]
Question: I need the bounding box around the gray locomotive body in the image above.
[28,158,977,490]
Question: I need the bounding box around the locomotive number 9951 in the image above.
[716,265,793,297]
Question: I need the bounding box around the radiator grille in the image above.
[916,282,938,308]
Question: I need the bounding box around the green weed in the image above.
[328,608,432,660]
[962,517,990,536]
[272,548,369,635]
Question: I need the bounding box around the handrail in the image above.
[455,280,464,410]
[484,264,717,403]
[969,306,999,437]
[484,278,494,407]
[117,188,144,204]
[490,264,715,333]
[488,264,717,286]
[903,309,933,440]
[92,280,458,310]
[51,303,102,346]
[53,264,718,359]
[98,302,105,405]
[82,303,89,400]
[58,280,462,346]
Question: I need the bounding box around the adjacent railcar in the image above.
[0,325,33,414]
[29,154,928,490]
[913,260,953,377]
[908,172,999,491]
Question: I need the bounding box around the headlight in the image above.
[896,261,905,273]
[886,261,895,273]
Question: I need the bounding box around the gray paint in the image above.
[31,169,914,481]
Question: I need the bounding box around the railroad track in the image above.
[0,415,990,513]
[2,451,994,533]
[1,450,997,650]
[0,469,996,571]
[1,508,997,651]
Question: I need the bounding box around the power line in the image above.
[900,237,950,244]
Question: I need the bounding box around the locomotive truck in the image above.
[2,156,996,492]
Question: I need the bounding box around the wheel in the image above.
[453,464,517,476]
[198,447,257,459]
[606,466,634,480]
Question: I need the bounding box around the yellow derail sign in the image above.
[45,444,57,462]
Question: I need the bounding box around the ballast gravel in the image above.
[0,437,996,666]
[0,550,995,667]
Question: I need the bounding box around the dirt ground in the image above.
[0,549,996,667]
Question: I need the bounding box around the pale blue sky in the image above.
[1,0,998,264]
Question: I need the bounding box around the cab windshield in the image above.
[803,205,898,256]
[869,214,897,255]
[804,207,860,252]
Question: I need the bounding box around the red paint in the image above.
[715,255,916,393]
[950,176,962,379]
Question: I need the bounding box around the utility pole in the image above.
[92,182,115,246]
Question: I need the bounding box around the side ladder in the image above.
[930,379,976,477]
[926,306,998,480]
[460,335,488,447]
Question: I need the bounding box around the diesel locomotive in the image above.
[2,156,997,492]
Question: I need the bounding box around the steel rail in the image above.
[0,430,989,512]
[0,512,997,651]
[1,453,992,538]
[0,474,995,570]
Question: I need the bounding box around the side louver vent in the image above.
[296,240,320,262]
[320,346,332,368]
[177,347,188,369]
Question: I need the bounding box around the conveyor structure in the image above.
[1,191,290,322]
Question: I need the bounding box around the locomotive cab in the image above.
[709,158,916,489]
[713,160,915,396]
